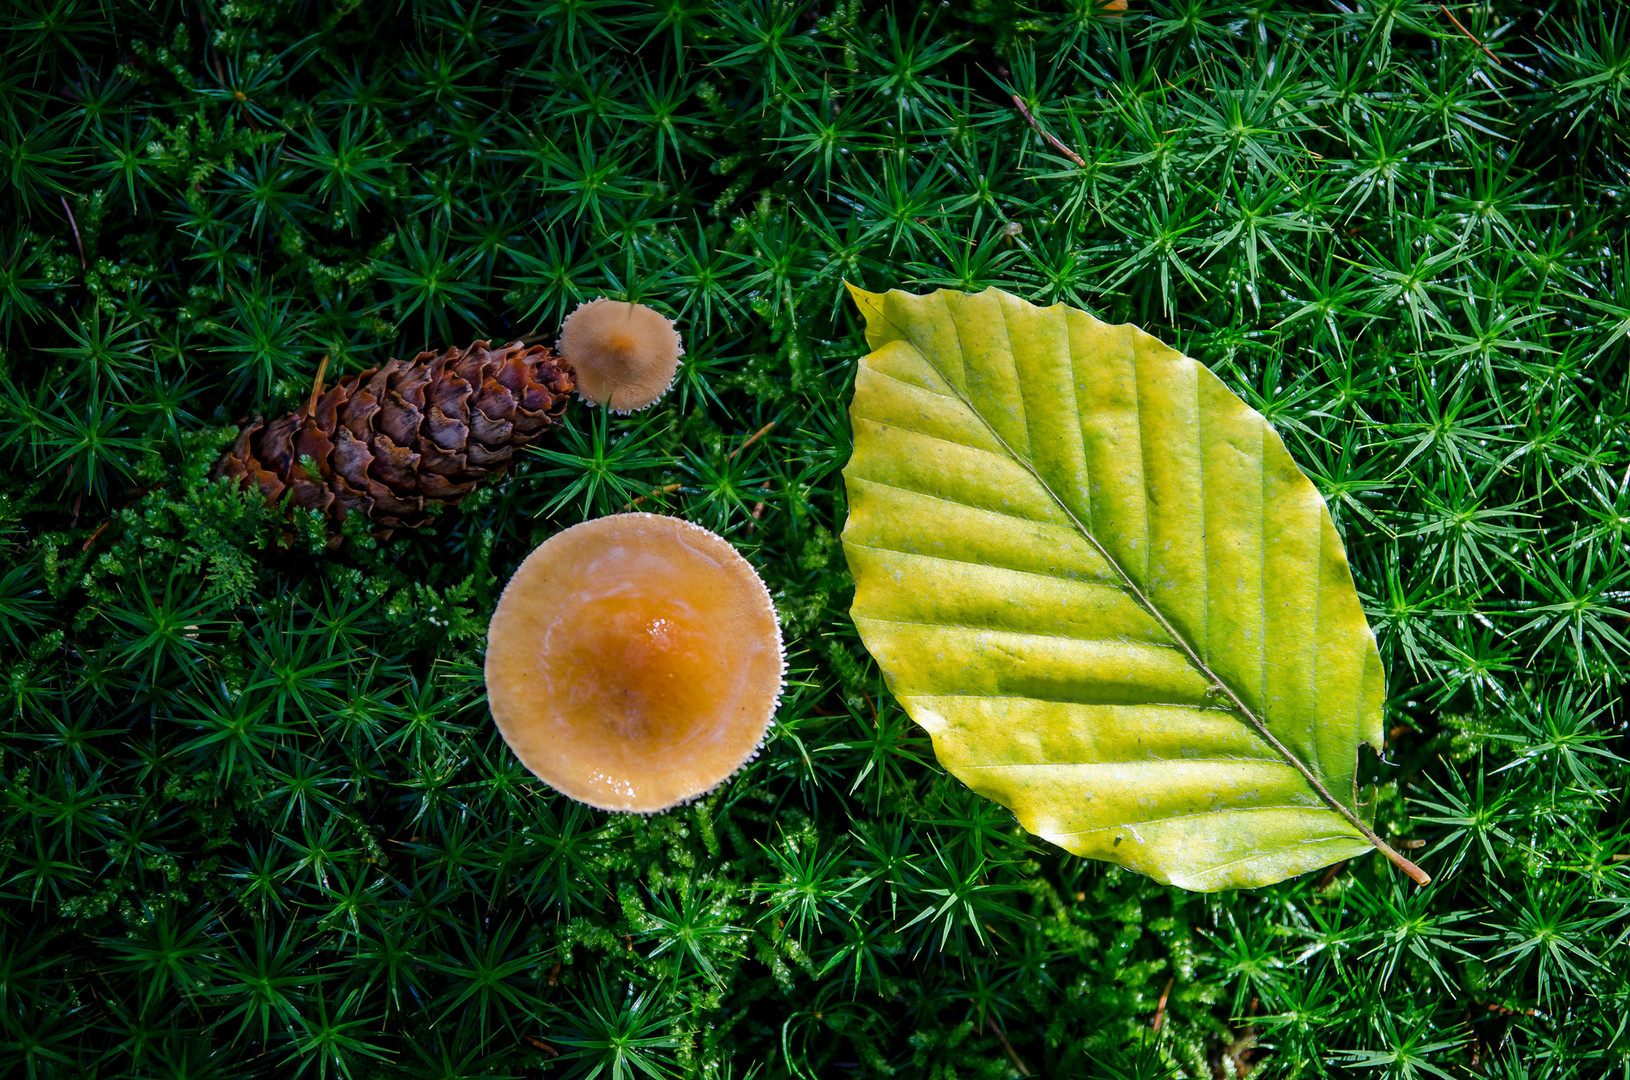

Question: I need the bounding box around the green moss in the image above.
[0,0,1627,1077]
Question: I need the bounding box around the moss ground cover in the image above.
[1,1,1627,1076]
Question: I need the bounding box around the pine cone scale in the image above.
[466,443,512,468]
[370,440,418,488]
[468,410,509,444]
[426,408,467,452]
[426,362,469,419]
[294,422,335,466]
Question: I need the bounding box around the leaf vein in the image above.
[1132,334,1152,580]
[1190,836,1373,882]
[844,475,1063,527]
[854,615,1180,650]
[844,540,1121,591]
[960,758,1286,770]
[995,293,1033,461]
[1048,802,1336,838]
[905,692,1236,713]
[851,415,1024,470]
[1259,421,1269,718]
[862,363,957,400]
[1197,359,1209,664]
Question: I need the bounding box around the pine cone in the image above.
[215,340,574,536]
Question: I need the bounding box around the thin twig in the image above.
[1010,94,1086,168]
[729,420,777,461]
[81,520,111,552]
[1438,5,1501,65]
[522,1036,558,1058]
[987,1018,1031,1077]
[302,354,330,420]
[751,484,770,522]
[1316,859,1351,889]
[622,483,682,511]
[1152,975,1175,1033]
[60,196,85,268]
[198,2,225,82]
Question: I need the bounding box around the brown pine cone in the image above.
[215,340,574,536]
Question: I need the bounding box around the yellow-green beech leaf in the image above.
[840,284,1428,892]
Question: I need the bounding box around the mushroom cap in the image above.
[484,512,783,813]
[556,299,683,413]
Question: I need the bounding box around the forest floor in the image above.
[0,1,1627,1077]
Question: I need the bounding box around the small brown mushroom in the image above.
[484,512,783,812]
[555,299,683,413]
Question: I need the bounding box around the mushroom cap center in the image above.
[555,591,727,749]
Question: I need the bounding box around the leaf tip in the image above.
[843,279,880,310]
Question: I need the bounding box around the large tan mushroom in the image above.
[484,513,783,812]
[556,299,683,412]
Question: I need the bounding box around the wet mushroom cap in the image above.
[556,299,683,412]
[484,512,782,812]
